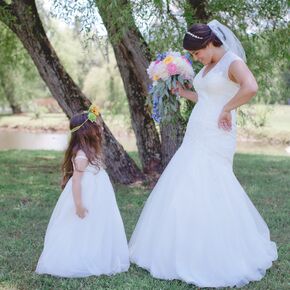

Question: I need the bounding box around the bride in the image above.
[129,20,277,288]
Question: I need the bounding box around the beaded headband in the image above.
[186,31,204,40]
[70,104,100,133]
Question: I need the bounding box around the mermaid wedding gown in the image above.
[129,51,277,288]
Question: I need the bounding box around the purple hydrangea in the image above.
[156,52,168,61]
[152,95,161,123]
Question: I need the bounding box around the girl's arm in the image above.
[218,60,258,131]
[72,158,89,219]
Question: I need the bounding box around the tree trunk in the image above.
[0,0,144,184]
[0,72,22,114]
[160,104,185,168]
[158,0,211,168]
[10,103,22,114]
[96,0,162,174]
[101,120,143,183]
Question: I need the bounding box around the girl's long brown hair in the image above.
[61,112,103,189]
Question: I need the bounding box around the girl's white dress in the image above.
[36,150,129,277]
[129,51,277,288]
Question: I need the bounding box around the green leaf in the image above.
[88,112,97,122]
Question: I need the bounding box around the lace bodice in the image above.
[72,150,103,174]
[193,50,243,107]
[189,51,244,129]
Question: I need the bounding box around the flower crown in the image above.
[70,104,100,133]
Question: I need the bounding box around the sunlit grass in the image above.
[0,150,289,289]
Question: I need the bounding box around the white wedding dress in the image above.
[36,150,129,277]
[129,51,277,288]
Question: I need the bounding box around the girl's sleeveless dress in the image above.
[36,150,129,277]
[129,51,278,288]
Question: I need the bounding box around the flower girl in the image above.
[36,105,129,277]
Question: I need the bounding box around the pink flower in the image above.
[167,63,177,75]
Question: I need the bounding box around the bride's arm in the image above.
[218,60,258,131]
[223,60,258,112]
[174,86,198,103]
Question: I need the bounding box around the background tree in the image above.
[0,23,46,113]
[90,1,163,174]
[0,0,144,184]
[69,0,289,116]
[0,0,287,178]
[50,0,215,169]
[0,25,22,113]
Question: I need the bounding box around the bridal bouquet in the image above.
[147,51,195,123]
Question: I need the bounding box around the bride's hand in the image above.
[171,83,186,97]
[171,82,197,102]
[218,109,232,131]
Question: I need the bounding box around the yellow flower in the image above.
[89,104,100,116]
[153,75,159,81]
[164,55,174,64]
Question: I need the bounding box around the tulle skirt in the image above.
[129,118,277,288]
[36,169,129,278]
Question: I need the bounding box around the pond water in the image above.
[0,130,289,156]
[0,130,137,152]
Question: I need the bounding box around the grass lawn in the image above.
[0,150,289,290]
[238,105,290,144]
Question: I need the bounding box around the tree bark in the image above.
[0,0,144,184]
[160,109,185,168]
[96,0,162,174]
